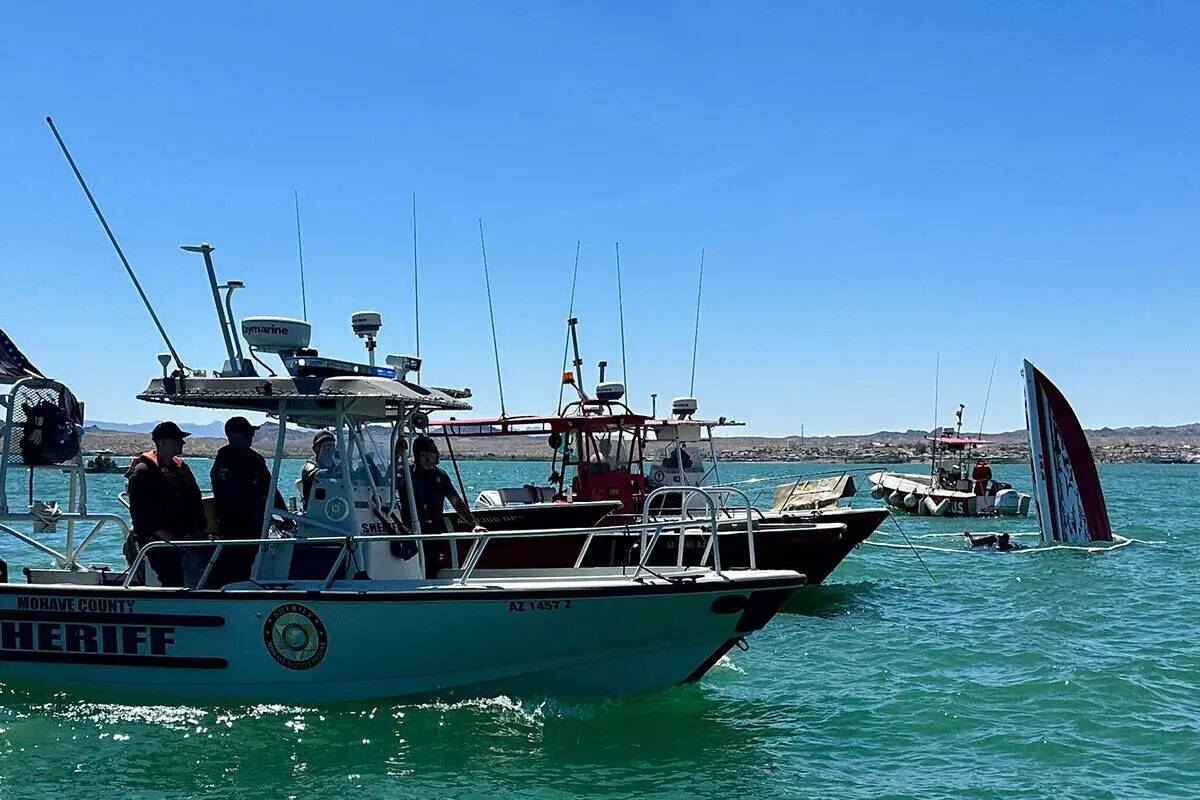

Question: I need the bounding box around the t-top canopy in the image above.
[928,435,987,446]
[430,411,654,436]
[431,411,741,437]
[138,374,471,421]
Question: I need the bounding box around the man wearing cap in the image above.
[396,435,486,536]
[125,421,206,587]
[210,416,288,584]
[300,430,336,510]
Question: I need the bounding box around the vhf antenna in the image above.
[556,241,582,413]
[294,189,308,321]
[411,193,421,381]
[46,116,187,373]
[614,242,629,398]
[689,247,705,396]
[478,219,507,416]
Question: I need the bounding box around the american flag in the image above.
[0,327,43,379]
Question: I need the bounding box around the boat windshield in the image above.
[349,423,397,507]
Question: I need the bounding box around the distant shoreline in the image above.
[77,425,1200,465]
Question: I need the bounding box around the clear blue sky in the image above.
[2,2,1198,435]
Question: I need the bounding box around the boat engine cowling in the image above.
[994,489,1027,517]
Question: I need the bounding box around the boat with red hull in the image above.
[425,380,886,584]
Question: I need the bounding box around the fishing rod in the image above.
[294,189,308,321]
[977,355,998,438]
[556,241,582,413]
[477,219,506,416]
[689,248,705,396]
[411,194,421,380]
[46,116,188,373]
[614,242,629,396]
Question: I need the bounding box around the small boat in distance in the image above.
[868,404,1031,517]
[83,450,123,474]
[1024,359,1113,544]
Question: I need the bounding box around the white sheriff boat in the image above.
[0,294,803,703]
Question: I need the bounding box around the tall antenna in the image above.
[478,219,506,416]
[411,193,421,361]
[930,354,940,479]
[614,242,629,395]
[556,241,582,413]
[294,189,308,321]
[977,355,998,438]
[689,248,705,395]
[46,116,187,372]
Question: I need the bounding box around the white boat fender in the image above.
[870,485,887,500]
[902,491,919,509]
[887,490,904,508]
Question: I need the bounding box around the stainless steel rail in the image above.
[123,508,746,590]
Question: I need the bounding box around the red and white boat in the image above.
[428,386,886,585]
[1023,360,1114,544]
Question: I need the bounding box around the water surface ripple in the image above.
[0,461,1196,798]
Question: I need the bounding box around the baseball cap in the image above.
[413,435,438,455]
[225,416,260,438]
[151,421,191,441]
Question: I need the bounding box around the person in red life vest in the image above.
[972,458,993,496]
[125,421,206,586]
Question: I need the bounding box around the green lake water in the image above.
[0,459,1196,799]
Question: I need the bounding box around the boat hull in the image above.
[428,507,887,585]
[0,575,800,703]
[868,471,1029,517]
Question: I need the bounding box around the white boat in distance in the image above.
[868,405,1031,517]
[0,291,802,702]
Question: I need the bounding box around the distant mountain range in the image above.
[86,420,230,437]
[86,420,314,445]
[87,420,1200,443]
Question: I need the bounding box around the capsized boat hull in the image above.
[0,573,801,703]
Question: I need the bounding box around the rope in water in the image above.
[863,534,1137,555]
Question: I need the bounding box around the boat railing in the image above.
[637,485,757,573]
[122,511,755,590]
[0,512,131,572]
[0,375,130,571]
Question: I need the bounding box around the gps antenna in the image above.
[46,116,187,373]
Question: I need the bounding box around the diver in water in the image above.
[963,531,1023,552]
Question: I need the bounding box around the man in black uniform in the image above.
[125,421,206,586]
[210,416,288,585]
[397,436,486,534]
